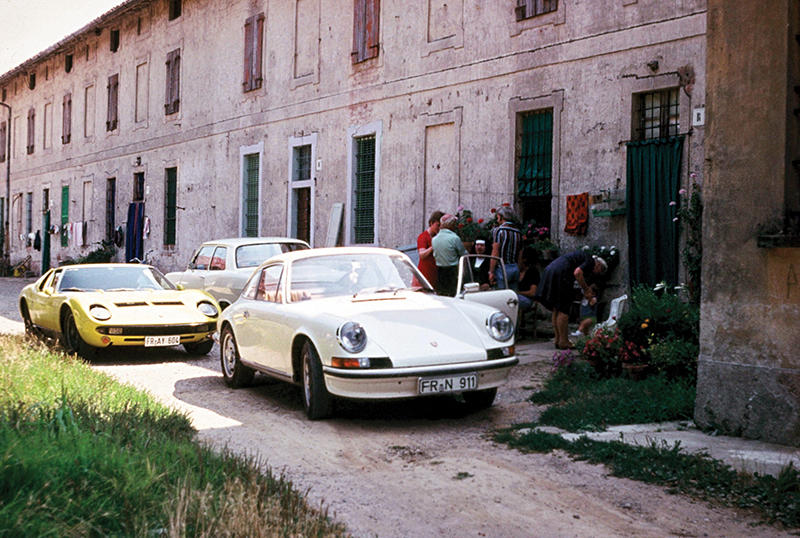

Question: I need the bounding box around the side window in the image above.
[210,247,227,270]
[255,264,283,303]
[191,245,215,270]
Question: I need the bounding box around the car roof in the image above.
[260,246,408,265]
[197,237,310,248]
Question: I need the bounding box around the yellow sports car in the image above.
[19,263,220,357]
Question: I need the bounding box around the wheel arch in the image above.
[291,334,311,384]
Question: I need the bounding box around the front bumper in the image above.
[83,322,216,347]
[322,356,518,399]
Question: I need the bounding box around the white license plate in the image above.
[144,335,181,347]
[418,373,477,394]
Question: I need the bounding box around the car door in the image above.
[174,245,215,291]
[28,269,60,330]
[234,263,293,375]
[203,246,234,304]
[457,255,519,325]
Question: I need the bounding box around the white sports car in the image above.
[218,247,519,419]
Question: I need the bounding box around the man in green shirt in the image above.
[432,214,467,296]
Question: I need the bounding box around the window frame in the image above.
[633,87,680,141]
[26,107,35,155]
[164,49,181,115]
[62,93,72,144]
[106,74,119,132]
[60,185,69,247]
[239,142,263,238]
[346,121,382,245]
[168,0,181,21]
[287,133,317,246]
[106,177,116,241]
[164,167,177,246]
[242,13,265,92]
[515,0,558,21]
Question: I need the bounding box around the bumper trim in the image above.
[323,356,518,379]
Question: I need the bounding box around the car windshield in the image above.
[236,242,308,268]
[56,265,175,292]
[288,252,434,301]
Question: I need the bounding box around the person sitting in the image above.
[471,239,491,290]
[516,247,540,313]
[572,283,599,337]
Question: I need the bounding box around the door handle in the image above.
[243,310,250,319]
[507,298,518,306]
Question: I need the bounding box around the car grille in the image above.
[95,322,215,336]
[114,300,185,307]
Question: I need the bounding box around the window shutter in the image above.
[164,168,177,245]
[254,14,264,88]
[61,186,69,247]
[165,52,173,114]
[106,74,119,131]
[243,17,254,90]
[352,0,365,63]
[27,108,35,154]
[62,93,72,144]
[0,122,6,162]
[171,50,181,113]
[365,0,380,59]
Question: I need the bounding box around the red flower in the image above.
[467,217,472,223]
[478,218,484,223]
[458,223,464,228]
[490,208,496,213]
[502,202,510,207]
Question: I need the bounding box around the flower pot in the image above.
[622,363,649,380]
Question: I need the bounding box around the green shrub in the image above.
[617,285,699,353]
[648,338,698,382]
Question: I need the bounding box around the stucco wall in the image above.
[2,0,705,285]
[696,0,800,445]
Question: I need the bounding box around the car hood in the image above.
[68,289,217,325]
[303,291,501,366]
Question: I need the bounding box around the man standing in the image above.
[488,206,522,290]
[416,210,443,288]
[432,213,467,296]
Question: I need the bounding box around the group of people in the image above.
[415,208,608,350]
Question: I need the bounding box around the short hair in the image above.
[496,206,518,224]
[440,213,458,229]
[428,210,444,225]
[592,255,608,274]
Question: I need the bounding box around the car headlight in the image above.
[89,305,111,321]
[337,321,367,353]
[487,312,514,342]
[197,301,219,317]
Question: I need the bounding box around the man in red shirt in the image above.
[416,210,443,288]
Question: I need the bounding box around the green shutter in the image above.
[243,154,259,237]
[353,136,375,244]
[61,186,69,247]
[0,197,4,256]
[164,168,177,245]
[517,110,553,197]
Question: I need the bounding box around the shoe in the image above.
[570,330,583,337]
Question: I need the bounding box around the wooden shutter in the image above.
[165,50,180,114]
[352,0,365,63]
[0,121,6,162]
[352,0,379,63]
[27,108,35,154]
[365,0,379,59]
[243,16,254,90]
[107,74,119,131]
[62,93,72,144]
[254,14,264,88]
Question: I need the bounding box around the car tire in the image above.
[61,309,94,359]
[462,387,497,410]
[301,341,333,420]
[20,301,37,338]
[220,326,254,388]
[183,339,214,356]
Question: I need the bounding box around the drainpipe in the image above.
[0,102,9,268]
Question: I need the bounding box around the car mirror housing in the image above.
[176,284,185,290]
[461,282,480,296]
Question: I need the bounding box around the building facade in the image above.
[0,0,706,290]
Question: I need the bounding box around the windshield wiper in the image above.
[353,286,400,297]
[60,287,85,292]
[106,288,136,292]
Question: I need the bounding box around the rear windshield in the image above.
[236,242,308,268]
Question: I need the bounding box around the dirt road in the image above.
[0,276,785,536]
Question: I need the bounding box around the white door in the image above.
[456,255,519,325]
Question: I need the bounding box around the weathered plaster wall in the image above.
[2,0,706,284]
[696,0,800,445]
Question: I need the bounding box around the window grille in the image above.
[293,145,311,182]
[243,154,259,237]
[164,168,177,245]
[353,136,375,244]
[61,186,69,247]
[635,88,679,140]
[25,192,32,236]
[106,178,115,241]
[133,172,145,202]
[516,0,558,21]
[168,0,181,20]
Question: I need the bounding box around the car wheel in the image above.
[462,387,497,410]
[20,302,37,338]
[301,341,333,420]
[61,310,94,358]
[183,339,214,356]
[220,326,254,388]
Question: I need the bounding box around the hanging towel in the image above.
[126,202,145,262]
[564,192,589,236]
[74,222,83,247]
[33,230,41,251]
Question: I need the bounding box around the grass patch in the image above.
[494,429,800,529]
[0,334,346,536]
[530,362,694,431]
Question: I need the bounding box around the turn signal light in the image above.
[331,357,371,369]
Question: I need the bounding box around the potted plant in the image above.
[577,326,622,377]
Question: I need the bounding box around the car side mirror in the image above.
[175,284,185,290]
[461,282,480,295]
[42,286,54,296]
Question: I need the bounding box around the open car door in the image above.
[456,254,519,326]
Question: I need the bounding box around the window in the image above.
[210,247,227,270]
[191,245,215,270]
[106,178,116,241]
[62,93,72,144]
[635,88,679,140]
[168,0,181,20]
[133,172,145,202]
[165,49,180,115]
[28,72,35,90]
[254,264,283,302]
[26,108,34,154]
[515,0,558,20]
[353,135,376,243]
[0,121,6,162]
[43,188,49,217]
[110,29,120,52]
[135,61,148,123]
[43,102,52,149]
[65,53,73,73]
[517,110,553,225]
[242,153,260,236]
[107,73,119,131]
[289,141,314,244]
[84,84,95,138]
[243,14,264,92]
[25,192,32,238]
[352,0,380,63]
[164,167,177,245]
[61,186,69,247]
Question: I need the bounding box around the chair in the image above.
[595,294,628,332]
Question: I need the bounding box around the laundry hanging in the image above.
[125,202,145,262]
[564,192,589,235]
